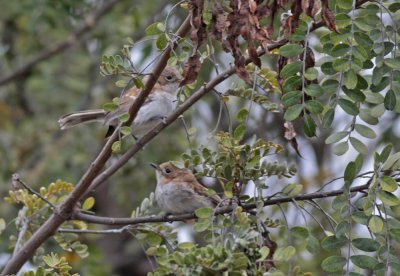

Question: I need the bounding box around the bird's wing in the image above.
[191,180,222,207]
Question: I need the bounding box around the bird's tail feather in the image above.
[58,109,107,129]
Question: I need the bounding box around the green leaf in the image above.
[120,126,132,136]
[350,255,379,270]
[306,235,320,254]
[279,44,304,57]
[0,219,5,234]
[368,215,383,233]
[326,131,348,144]
[146,232,163,246]
[305,100,323,113]
[284,104,303,121]
[82,197,95,210]
[234,124,246,141]
[352,238,380,252]
[281,183,303,197]
[321,235,347,250]
[384,90,396,111]
[132,77,144,89]
[156,34,167,50]
[338,99,359,115]
[333,58,351,72]
[354,124,376,139]
[389,2,400,12]
[380,176,397,192]
[344,69,357,89]
[359,108,378,125]
[380,144,393,163]
[333,141,349,156]
[384,58,400,70]
[303,114,316,137]
[371,77,390,93]
[336,221,349,237]
[282,91,302,106]
[343,88,365,102]
[119,113,130,123]
[193,218,211,232]
[330,44,350,57]
[304,67,318,80]
[257,247,271,261]
[336,0,352,9]
[352,211,369,225]
[350,137,368,155]
[304,84,323,97]
[115,80,128,88]
[382,152,400,171]
[344,161,356,182]
[280,61,303,79]
[390,229,400,242]
[283,75,302,92]
[377,190,400,206]
[336,13,351,28]
[371,66,385,86]
[103,102,118,112]
[236,108,249,123]
[321,62,337,75]
[322,108,335,128]
[274,246,296,261]
[321,256,346,272]
[354,32,373,48]
[112,141,121,153]
[195,207,213,218]
[291,226,309,240]
[145,22,163,35]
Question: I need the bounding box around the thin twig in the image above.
[74,182,370,226]
[12,174,56,209]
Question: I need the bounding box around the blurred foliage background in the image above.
[1,0,400,275]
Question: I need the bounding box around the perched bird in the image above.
[151,162,222,215]
[58,67,182,138]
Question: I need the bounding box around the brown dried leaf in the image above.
[248,42,261,68]
[321,0,337,32]
[301,47,315,69]
[180,55,202,86]
[283,0,302,34]
[284,121,303,157]
[301,0,320,18]
[284,121,297,140]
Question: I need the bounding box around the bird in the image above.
[151,161,222,215]
[58,66,182,138]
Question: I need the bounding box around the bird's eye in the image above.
[165,168,172,174]
[165,75,174,82]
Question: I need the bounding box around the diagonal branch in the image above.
[75,182,370,225]
[1,15,192,276]
[84,39,287,196]
[0,0,119,87]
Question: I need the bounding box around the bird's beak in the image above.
[150,163,160,170]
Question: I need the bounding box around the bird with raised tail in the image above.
[58,67,182,138]
[151,162,222,215]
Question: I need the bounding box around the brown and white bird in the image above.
[58,67,182,138]
[151,162,222,215]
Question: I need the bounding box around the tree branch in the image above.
[0,0,119,87]
[75,183,370,226]
[1,16,192,276]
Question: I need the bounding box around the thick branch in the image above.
[75,183,370,225]
[1,16,192,276]
[0,0,119,87]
